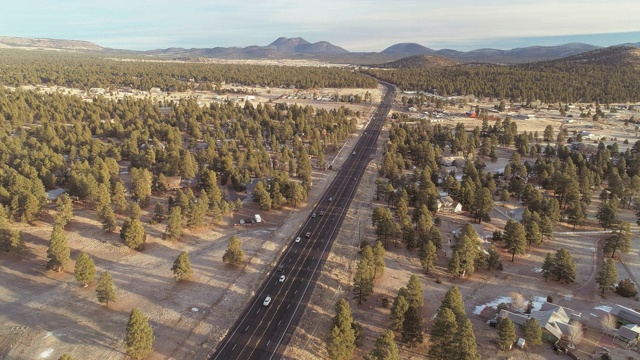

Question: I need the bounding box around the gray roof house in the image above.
[611,304,640,326]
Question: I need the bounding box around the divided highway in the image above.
[210,81,396,360]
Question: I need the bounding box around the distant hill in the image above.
[547,45,640,68]
[381,43,435,55]
[380,55,457,69]
[0,36,102,51]
[2,35,638,64]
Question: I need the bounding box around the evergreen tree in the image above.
[404,275,424,309]
[129,167,152,207]
[470,187,493,223]
[151,202,166,224]
[46,225,70,272]
[112,181,129,214]
[553,248,576,283]
[222,235,245,266]
[487,244,502,270]
[604,221,631,258]
[596,258,618,294]
[328,299,356,360]
[164,206,183,241]
[120,217,146,250]
[124,308,155,360]
[541,253,555,281]
[171,251,193,281]
[420,240,437,273]
[353,252,374,304]
[401,305,423,346]
[503,219,527,262]
[54,194,74,228]
[457,317,481,360]
[427,225,443,250]
[390,294,409,331]
[523,318,543,345]
[99,206,117,232]
[96,271,116,307]
[372,240,386,279]
[365,330,399,360]
[448,250,461,277]
[187,191,208,229]
[428,307,458,359]
[438,285,466,320]
[74,252,96,287]
[497,317,516,350]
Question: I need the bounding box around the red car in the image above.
[305,232,311,238]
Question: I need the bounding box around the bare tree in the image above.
[567,320,584,347]
[600,313,617,335]
[509,292,526,311]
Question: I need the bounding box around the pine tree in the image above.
[497,317,516,350]
[187,191,208,229]
[372,240,385,279]
[554,248,577,283]
[405,275,424,309]
[124,308,155,360]
[457,317,481,360]
[390,294,409,331]
[604,221,631,258]
[365,330,399,360]
[96,271,116,307]
[164,206,183,241]
[171,251,193,281]
[448,250,461,277]
[401,305,423,346]
[541,252,555,281]
[420,240,437,273]
[99,206,117,232]
[46,225,70,272]
[487,244,502,270]
[523,318,543,345]
[504,219,527,262]
[54,194,74,228]
[439,285,466,320]
[112,181,129,214]
[120,217,146,250]
[353,254,374,304]
[222,235,245,266]
[151,202,166,224]
[596,258,618,294]
[428,307,458,359]
[74,252,96,287]
[328,299,355,360]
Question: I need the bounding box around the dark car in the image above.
[277,265,284,272]
[305,232,311,238]
[319,210,324,216]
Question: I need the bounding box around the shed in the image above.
[618,324,640,344]
[254,214,262,223]
[166,176,182,190]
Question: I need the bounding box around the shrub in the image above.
[546,295,553,303]
[616,279,638,298]
[381,297,390,308]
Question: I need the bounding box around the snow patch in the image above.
[594,305,612,313]
[43,331,52,339]
[473,296,512,315]
[532,267,542,273]
[39,349,54,358]
[191,307,199,312]
[473,295,549,315]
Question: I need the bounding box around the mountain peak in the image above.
[268,37,311,51]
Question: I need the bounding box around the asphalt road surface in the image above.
[210,81,396,360]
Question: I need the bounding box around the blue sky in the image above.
[1,0,638,51]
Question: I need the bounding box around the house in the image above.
[529,304,578,342]
[149,87,162,94]
[617,324,640,347]
[499,309,529,326]
[610,304,640,326]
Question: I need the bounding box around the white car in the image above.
[279,275,286,283]
[263,296,271,306]
[295,236,301,243]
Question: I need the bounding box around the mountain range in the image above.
[0,35,639,64]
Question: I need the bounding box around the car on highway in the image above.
[263,296,271,306]
[312,212,316,218]
[319,210,324,216]
[277,265,284,272]
[328,197,332,202]
[352,151,356,155]
[279,275,286,283]
[305,232,311,238]
[295,236,301,243]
